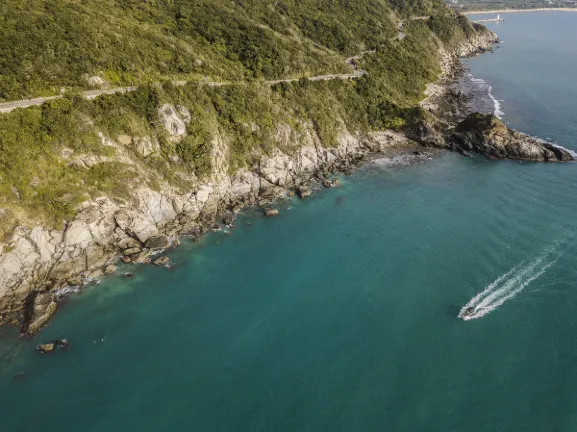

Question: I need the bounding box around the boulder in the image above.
[153,256,170,266]
[144,235,171,250]
[123,247,142,256]
[86,76,107,89]
[104,265,117,275]
[298,186,312,199]
[133,250,152,264]
[117,237,141,250]
[264,208,279,217]
[37,343,55,353]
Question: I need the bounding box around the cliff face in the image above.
[0,118,411,333]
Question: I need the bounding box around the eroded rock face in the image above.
[0,126,414,334]
[449,114,574,161]
[145,235,171,249]
[158,104,189,137]
[21,292,58,336]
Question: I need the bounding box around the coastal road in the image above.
[0,71,366,114]
[0,25,413,114]
[0,86,138,113]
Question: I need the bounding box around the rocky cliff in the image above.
[0,116,412,334]
[0,24,519,336]
[448,114,574,161]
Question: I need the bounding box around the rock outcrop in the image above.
[448,114,574,161]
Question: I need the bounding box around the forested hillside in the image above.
[1,0,455,100]
[0,0,489,238]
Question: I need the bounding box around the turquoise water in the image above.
[3,12,577,431]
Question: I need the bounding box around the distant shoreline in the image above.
[463,8,577,15]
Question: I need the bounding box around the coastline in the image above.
[0,32,499,337]
[462,8,577,15]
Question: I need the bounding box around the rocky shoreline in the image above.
[1,27,569,337]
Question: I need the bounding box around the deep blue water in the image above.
[2,12,577,431]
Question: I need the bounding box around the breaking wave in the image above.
[468,75,504,119]
[459,239,570,320]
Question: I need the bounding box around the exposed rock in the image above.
[134,136,160,157]
[153,256,170,266]
[264,208,279,217]
[322,178,341,188]
[86,76,108,89]
[67,277,82,286]
[144,235,171,249]
[176,105,192,124]
[123,247,142,256]
[22,293,58,336]
[222,212,235,226]
[86,269,103,279]
[298,186,312,199]
[449,114,575,161]
[124,272,134,278]
[117,237,141,250]
[37,343,55,353]
[117,135,133,146]
[132,250,152,264]
[55,339,69,349]
[158,104,187,137]
[104,265,117,275]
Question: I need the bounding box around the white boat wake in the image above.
[459,241,569,320]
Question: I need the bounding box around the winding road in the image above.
[0,17,428,114]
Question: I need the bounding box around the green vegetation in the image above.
[0,0,489,238]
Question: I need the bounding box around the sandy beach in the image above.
[463,8,577,15]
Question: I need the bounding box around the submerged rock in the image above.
[36,339,69,354]
[264,208,279,217]
[449,114,574,162]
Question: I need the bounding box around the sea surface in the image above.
[2,12,577,432]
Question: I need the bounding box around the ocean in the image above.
[2,11,577,431]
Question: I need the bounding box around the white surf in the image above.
[459,241,567,320]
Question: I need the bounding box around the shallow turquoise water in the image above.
[3,12,577,431]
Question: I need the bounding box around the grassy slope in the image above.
[0,0,482,239]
